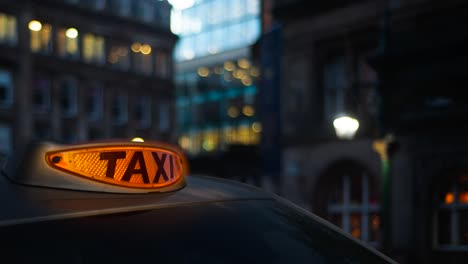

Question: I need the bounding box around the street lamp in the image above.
[333,115,360,140]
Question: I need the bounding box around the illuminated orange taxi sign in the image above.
[46,145,185,189]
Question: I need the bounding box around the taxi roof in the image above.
[0,172,271,227]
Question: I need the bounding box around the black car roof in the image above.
[0,173,271,227]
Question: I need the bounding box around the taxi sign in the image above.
[4,141,188,194]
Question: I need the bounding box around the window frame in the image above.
[112,92,128,125]
[0,12,17,46]
[0,68,14,108]
[59,77,78,118]
[32,77,52,113]
[326,173,381,247]
[85,83,103,121]
[434,175,468,251]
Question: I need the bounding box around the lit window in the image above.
[85,84,103,120]
[0,68,14,108]
[60,78,78,117]
[326,172,381,246]
[29,21,52,53]
[112,92,128,125]
[82,33,105,64]
[184,131,202,155]
[134,96,151,129]
[223,126,235,144]
[238,124,249,144]
[222,122,259,146]
[178,135,191,150]
[202,128,219,152]
[132,43,153,74]
[0,13,17,45]
[108,45,130,70]
[32,79,51,113]
[435,172,468,249]
[57,27,79,58]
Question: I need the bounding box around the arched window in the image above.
[316,160,381,246]
[434,171,468,250]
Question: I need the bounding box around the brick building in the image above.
[0,0,177,164]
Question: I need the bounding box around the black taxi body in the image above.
[0,141,396,263]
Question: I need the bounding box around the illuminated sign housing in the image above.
[4,141,188,194]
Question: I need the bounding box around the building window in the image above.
[108,44,130,70]
[158,101,170,132]
[180,131,202,155]
[82,33,105,64]
[327,173,380,246]
[85,84,103,120]
[60,78,78,117]
[435,172,468,250]
[82,0,106,10]
[155,0,171,28]
[134,0,155,23]
[0,69,13,108]
[87,127,102,141]
[34,122,51,140]
[62,124,77,143]
[32,78,51,113]
[29,20,52,53]
[323,56,347,121]
[131,42,153,74]
[108,0,131,17]
[135,96,151,129]
[0,12,17,45]
[0,123,12,155]
[112,92,128,125]
[57,27,80,58]
[155,51,170,78]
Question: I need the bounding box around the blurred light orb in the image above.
[252,122,262,133]
[131,42,141,53]
[28,20,42,31]
[65,28,78,39]
[140,44,152,55]
[333,116,359,140]
[131,137,145,143]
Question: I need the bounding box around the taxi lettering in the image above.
[100,151,173,183]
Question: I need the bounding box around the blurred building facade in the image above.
[172,0,262,178]
[0,0,177,163]
[273,0,468,263]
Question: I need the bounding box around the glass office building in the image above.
[173,0,261,156]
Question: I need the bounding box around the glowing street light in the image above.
[28,20,42,31]
[65,28,78,39]
[333,115,359,140]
